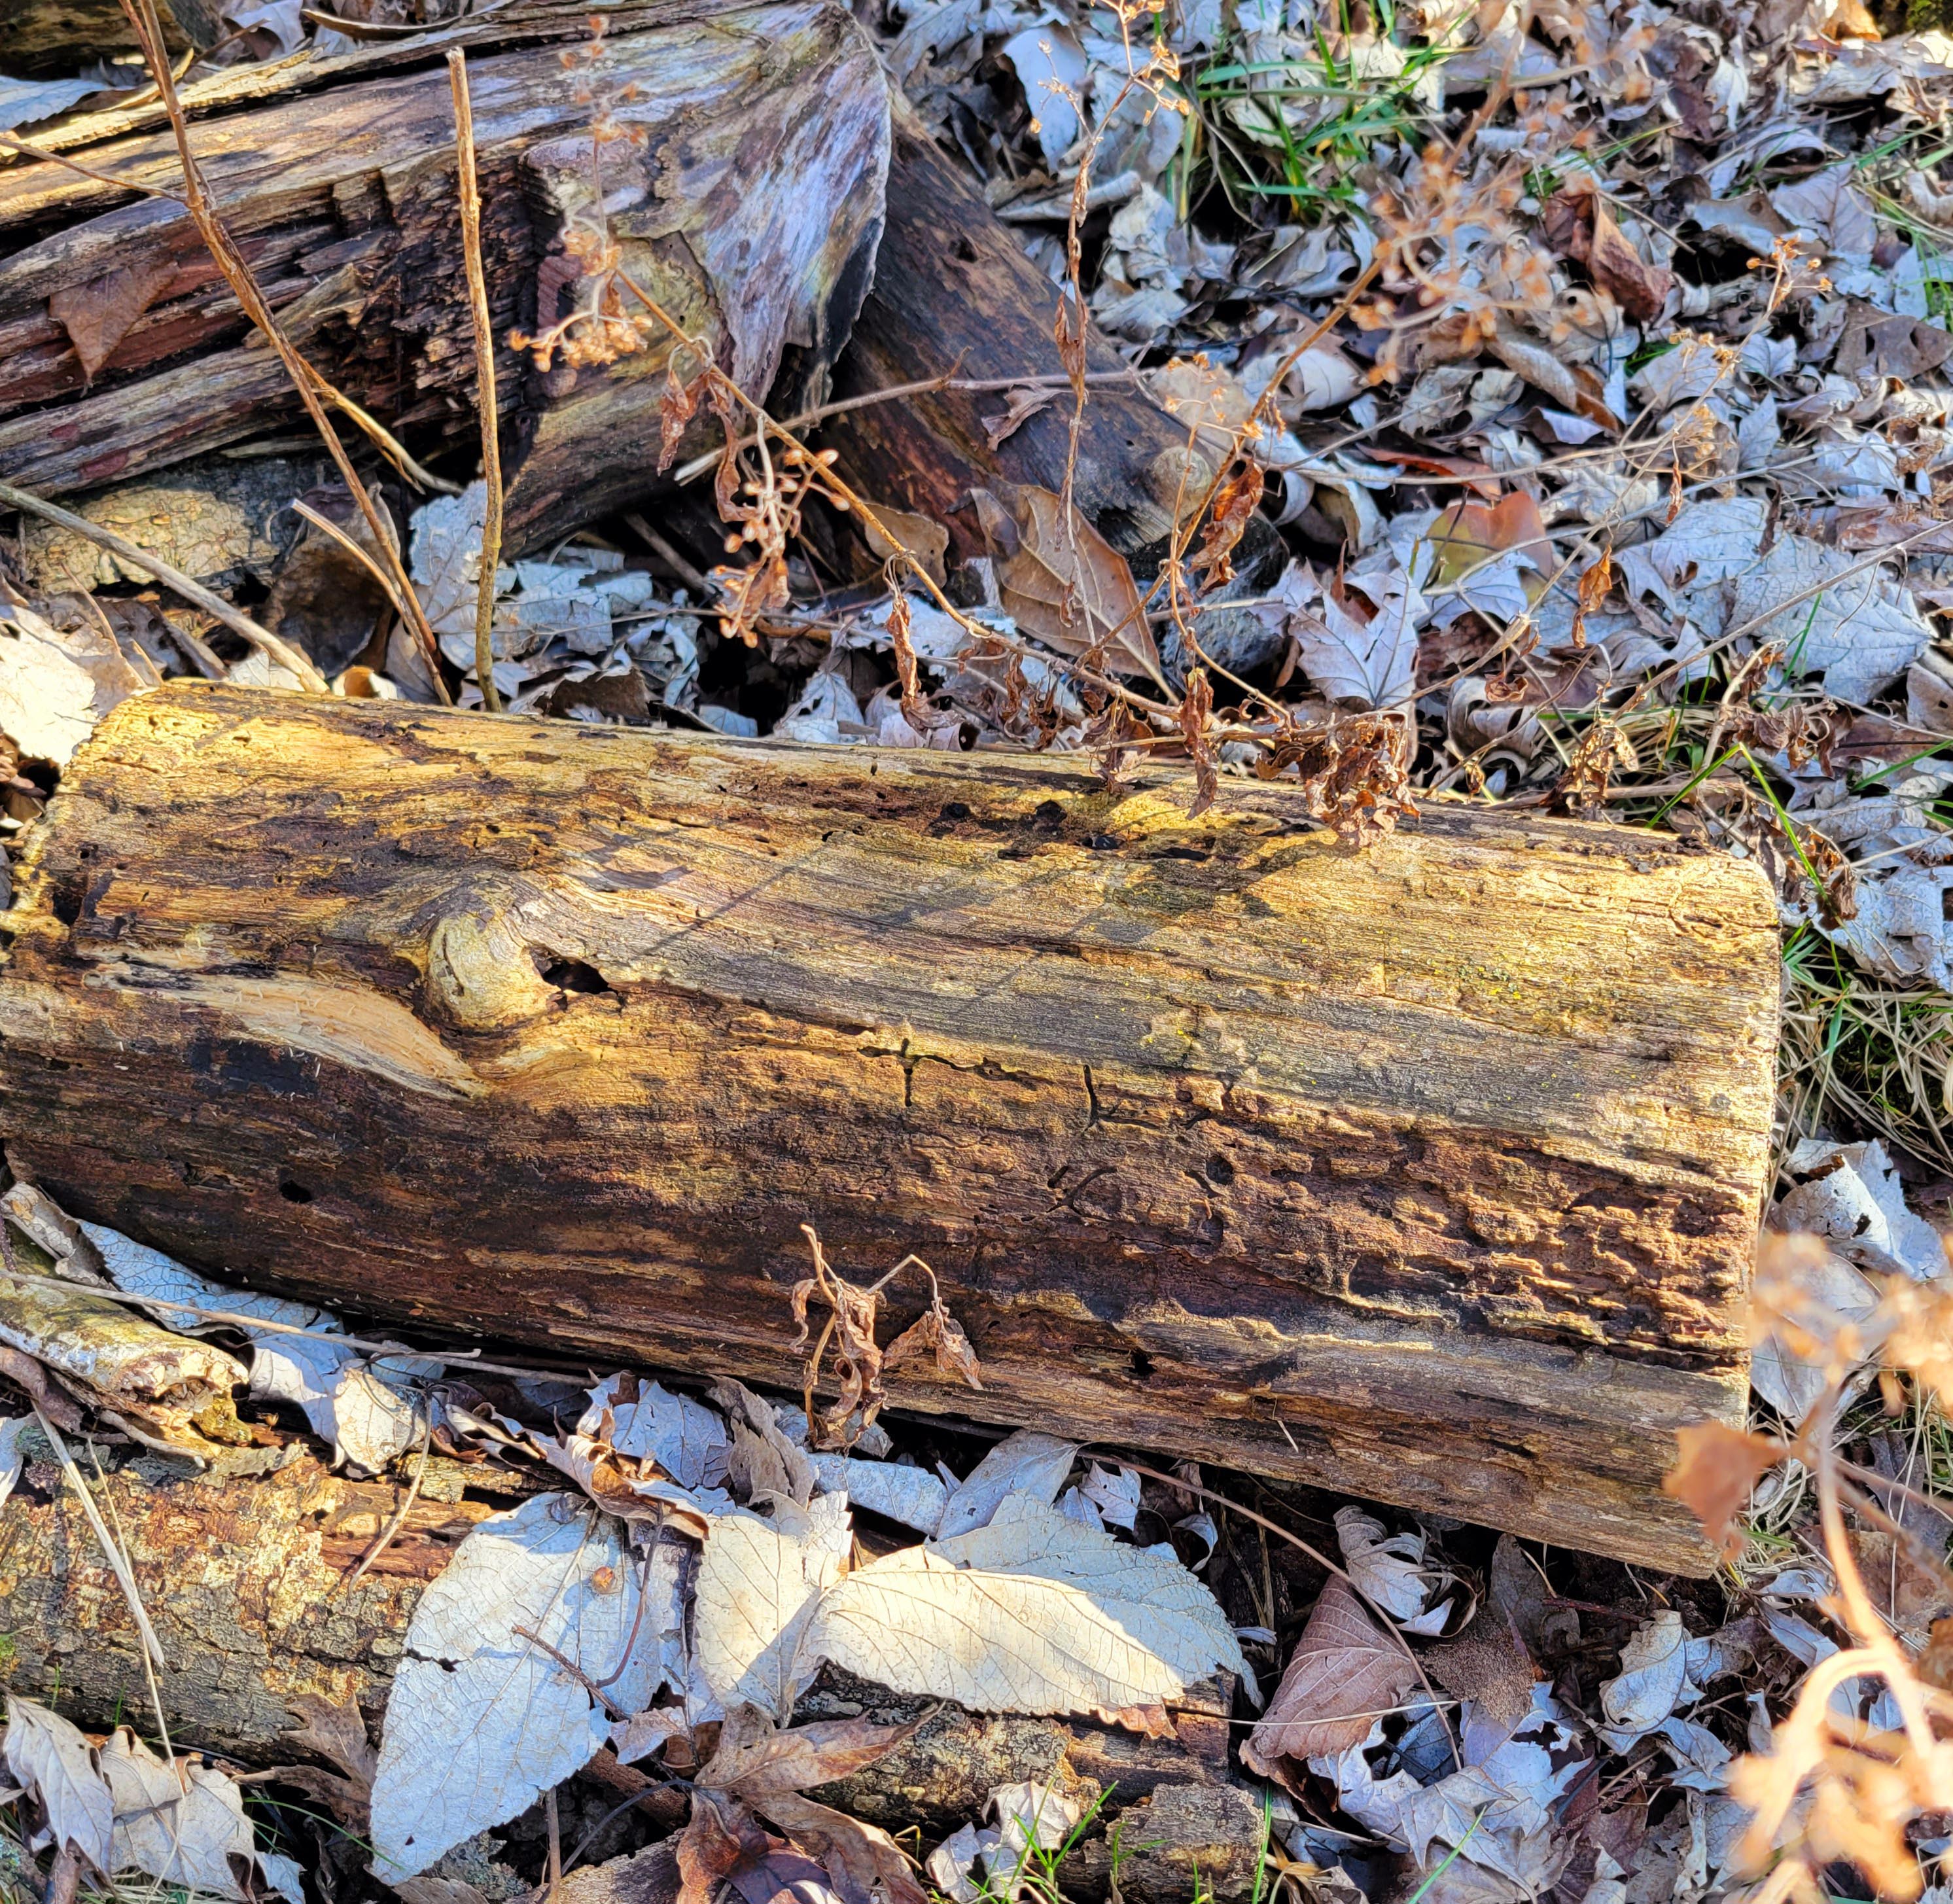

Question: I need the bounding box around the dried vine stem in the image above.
[448,49,504,714]
[116,0,451,702]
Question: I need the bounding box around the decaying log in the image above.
[0,1420,1235,1817]
[0,0,888,552]
[0,1430,479,1757]
[820,107,1244,565]
[796,1668,1231,1835]
[0,684,1779,1570]
[0,0,209,79]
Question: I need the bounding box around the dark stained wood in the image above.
[0,0,888,554]
[820,109,1197,562]
[0,684,1779,1570]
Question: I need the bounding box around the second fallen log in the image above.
[0,684,1780,1570]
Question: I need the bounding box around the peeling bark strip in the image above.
[0,686,1778,1570]
[0,0,889,553]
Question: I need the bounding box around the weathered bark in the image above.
[796,1668,1232,1835]
[820,107,1220,564]
[0,0,888,553]
[0,1433,480,1758]
[0,684,1778,1570]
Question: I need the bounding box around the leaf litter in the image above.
[16,0,1953,1894]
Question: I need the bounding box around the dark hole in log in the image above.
[1130,1349,1155,1380]
[540,957,612,995]
[279,1181,314,1204]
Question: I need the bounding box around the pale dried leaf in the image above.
[1596,1611,1693,1747]
[0,603,103,766]
[1242,1579,1420,1776]
[100,1729,293,1899]
[936,1430,1078,1538]
[695,1504,849,1720]
[1334,1506,1435,1623]
[811,1453,948,1534]
[586,1377,731,1489]
[809,1494,1245,1720]
[370,1492,660,1878]
[3,1697,113,1871]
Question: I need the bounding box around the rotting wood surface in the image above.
[0,684,1780,1569]
[0,0,889,552]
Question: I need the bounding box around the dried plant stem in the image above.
[116,0,451,703]
[448,50,504,714]
[31,1407,174,1757]
[0,478,328,690]
[342,1407,433,1593]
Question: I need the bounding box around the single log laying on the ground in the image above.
[0,0,887,552]
[0,685,1780,1570]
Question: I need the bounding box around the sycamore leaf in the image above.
[370,1492,660,1878]
[1242,1579,1420,1778]
[3,1697,113,1871]
[695,1500,851,1720]
[588,1377,731,1489]
[809,1494,1244,1722]
[996,487,1162,685]
[810,1454,947,1535]
[1333,1506,1441,1625]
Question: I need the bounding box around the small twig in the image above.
[545,1786,563,1904]
[514,1625,631,1720]
[0,478,328,690]
[448,49,503,714]
[341,1406,433,1593]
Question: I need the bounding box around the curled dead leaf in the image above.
[1240,1578,1419,1787]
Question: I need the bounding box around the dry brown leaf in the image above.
[676,1789,775,1904]
[1487,321,1620,431]
[997,485,1163,685]
[48,259,176,381]
[1426,491,1551,593]
[864,506,951,588]
[1663,1421,1789,1559]
[1188,462,1265,592]
[699,1707,924,1801]
[1178,667,1219,819]
[1240,1578,1419,1785]
[883,1285,983,1391]
[982,385,1060,448]
[755,1792,926,1904]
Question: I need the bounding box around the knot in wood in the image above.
[422,885,561,1033]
